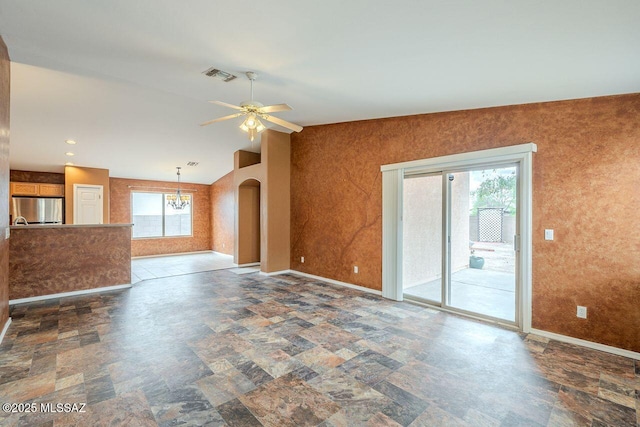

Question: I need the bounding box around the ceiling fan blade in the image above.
[209,100,244,110]
[199,112,243,126]
[258,103,292,113]
[263,115,303,132]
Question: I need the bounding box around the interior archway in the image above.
[237,178,261,265]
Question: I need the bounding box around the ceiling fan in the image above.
[200,71,303,141]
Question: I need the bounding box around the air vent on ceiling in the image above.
[186,161,199,167]
[202,67,237,82]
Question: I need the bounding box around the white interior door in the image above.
[74,184,103,224]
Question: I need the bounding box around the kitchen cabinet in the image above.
[11,182,65,197]
[37,184,65,197]
[11,182,39,196]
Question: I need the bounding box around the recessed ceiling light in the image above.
[65,152,74,156]
[65,162,74,166]
[65,139,77,145]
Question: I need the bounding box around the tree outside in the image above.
[470,168,516,215]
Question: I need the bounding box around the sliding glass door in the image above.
[402,174,443,304]
[403,164,519,324]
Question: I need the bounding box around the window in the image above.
[132,192,192,238]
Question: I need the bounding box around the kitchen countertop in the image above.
[10,223,133,229]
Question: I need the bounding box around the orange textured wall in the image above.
[9,226,131,299]
[0,36,10,334]
[211,171,234,256]
[110,177,212,257]
[262,131,291,272]
[291,94,640,352]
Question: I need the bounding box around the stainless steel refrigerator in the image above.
[12,197,63,224]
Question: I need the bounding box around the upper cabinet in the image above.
[10,182,38,196]
[11,182,65,197]
[38,183,65,197]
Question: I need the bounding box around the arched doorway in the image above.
[237,179,261,265]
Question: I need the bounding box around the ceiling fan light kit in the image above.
[201,71,303,141]
[239,113,266,142]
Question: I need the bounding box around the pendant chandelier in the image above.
[166,167,189,210]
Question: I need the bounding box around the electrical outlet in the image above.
[301,256,305,263]
[354,266,358,274]
[545,229,554,240]
[577,306,587,319]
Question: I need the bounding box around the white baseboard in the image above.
[238,262,260,268]
[530,328,640,361]
[259,269,291,276]
[10,284,132,306]
[289,270,382,296]
[211,251,233,258]
[0,317,11,345]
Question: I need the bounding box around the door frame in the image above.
[381,143,536,332]
[405,165,519,325]
[73,184,104,224]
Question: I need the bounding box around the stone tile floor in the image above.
[0,270,638,426]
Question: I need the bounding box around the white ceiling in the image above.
[1,0,639,184]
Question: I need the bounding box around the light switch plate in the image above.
[4,227,9,240]
[577,306,587,319]
[544,229,554,240]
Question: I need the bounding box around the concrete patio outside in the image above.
[404,241,516,321]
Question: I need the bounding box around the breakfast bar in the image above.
[9,223,133,302]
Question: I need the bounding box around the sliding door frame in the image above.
[401,172,446,305]
[382,143,537,332]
